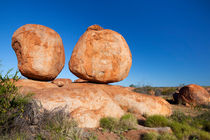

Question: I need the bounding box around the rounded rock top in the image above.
[12,24,65,81]
[69,24,132,83]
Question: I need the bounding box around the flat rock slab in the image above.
[15,79,172,128]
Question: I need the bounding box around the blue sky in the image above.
[0,0,210,87]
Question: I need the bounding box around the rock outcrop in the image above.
[12,24,65,81]
[174,84,210,106]
[69,25,132,83]
[15,79,172,128]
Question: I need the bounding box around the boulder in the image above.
[69,25,132,83]
[174,84,210,106]
[52,78,72,87]
[206,88,210,93]
[15,79,172,128]
[12,24,65,81]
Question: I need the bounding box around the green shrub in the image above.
[169,111,192,124]
[144,113,210,140]
[129,84,137,88]
[168,121,192,139]
[196,130,210,140]
[158,133,177,140]
[134,85,154,95]
[161,88,176,95]
[145,115,169,127]
[99,117,119,132]
[100,114,138,133]
[0,70,32,134]
[142,132,159,140]
[119,113,138,131]
[142,132,178,140]
[0,132,32,140]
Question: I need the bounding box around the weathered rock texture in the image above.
[174,84,210,106]
[12,24,65,81]
[15,79,172,128]
[69,25,132,83]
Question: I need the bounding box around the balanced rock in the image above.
[12,24,65,81]
[69,25,132,83]
[15,79,172,128]
[174,84,210,106]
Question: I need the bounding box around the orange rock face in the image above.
[177,84,210,106]
[12,24,65,81]
[15,79,172,128]
[69,25,132,83]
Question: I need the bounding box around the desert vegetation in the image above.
[0,70,97,140]
[100,113,138,133]
[142,110,210,140]
[131,84,178,96]
[99,110,210,140]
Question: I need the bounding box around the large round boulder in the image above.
[12,24,65,81]
[69,25,132,83]
[174,84,210,106]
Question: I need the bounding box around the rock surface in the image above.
[52,78,72,87]
[74,79,89,83]
[69,25,132,83]
[15,79,172,128]
[12,24,65,81]
[174,84,210,106]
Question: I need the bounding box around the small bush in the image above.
[100,117,119,132]
[145,115,169,127]
[142,132,159,140]
[196,130,210,140]
[100,114,138,133]
[0,70,32,134]
[119,113,138,131]
[36,107,87,140]
[134,85,154,95]
[161,88,176,95]
[191,111,210,132]
[168,121,193,139]
[144,112,210,140]
[169,111,192,124]
[142,132,178,140]
[158,133,177,140]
